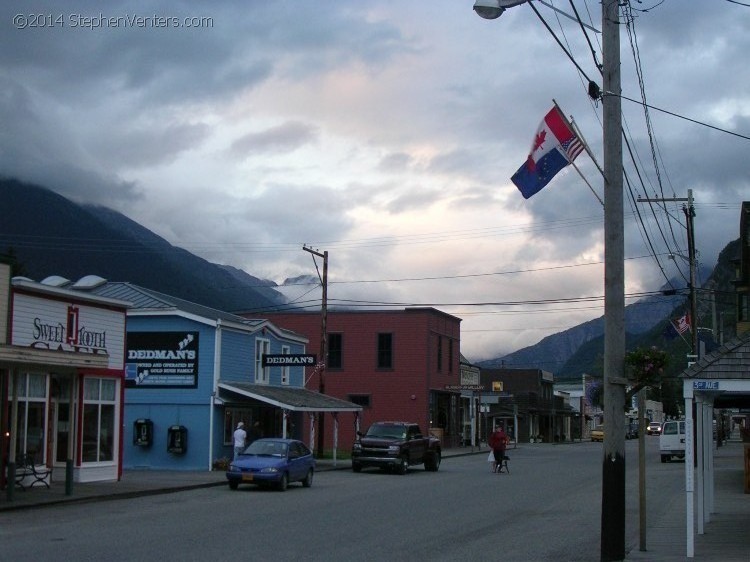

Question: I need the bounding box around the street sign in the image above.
[262,354,317,366]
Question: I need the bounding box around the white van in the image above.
[659,420,686,462]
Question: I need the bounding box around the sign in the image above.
[262,354,316,367]
[693,381,719,390]
[12,292,125,368]
[444,384,484,391]
[126,331,199,388]
[492,381,503,392]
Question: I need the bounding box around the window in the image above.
[377,333,393,369]
[11,373,48,462]
[81,377,117,463]
[437,336,443,371]
[255,339,270,384]
[328,333,343,369]
[281,345,290,385]
[739,294,749,323]
[348,394,371,408]
[448,339,454,373]
[224,407,253,445]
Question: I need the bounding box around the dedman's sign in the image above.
[262,354,317,367]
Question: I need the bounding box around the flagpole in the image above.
[570,160,604,207]
[570,117,605,181]
[552,99,604,207]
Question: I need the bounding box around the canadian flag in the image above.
[673,313,691,335]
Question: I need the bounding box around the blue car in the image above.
[226,438,315,491]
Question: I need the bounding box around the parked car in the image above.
[591,425,604,442]
[660,420,686,462]
[225,438,315,491]
[647,421,662,435]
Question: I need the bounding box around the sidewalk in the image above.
[0,445,483,512]
[624,438,749,561]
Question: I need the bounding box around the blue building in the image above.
[89,281,360,471]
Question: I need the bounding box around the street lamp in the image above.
[472,0,527,20]
[471,2,626,560]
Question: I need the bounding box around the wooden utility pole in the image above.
[303,246,328,457]
[600,1,626,560]
[637,189,698,362]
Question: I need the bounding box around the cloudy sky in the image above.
[2,1,749,362]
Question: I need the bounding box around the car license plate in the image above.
[242,474,254,482]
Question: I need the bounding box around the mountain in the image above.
[478,247,735,379]
[0,178,287,313]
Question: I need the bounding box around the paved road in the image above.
[1,438,687,561]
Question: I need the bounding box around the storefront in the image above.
[1,267,128,496]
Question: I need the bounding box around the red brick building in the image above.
[254,308,463,453]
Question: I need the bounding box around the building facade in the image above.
[480,367,576,443]
[256,308,463,451]
[1,268,129,489]
[89,282,360,470]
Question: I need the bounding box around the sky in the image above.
[1,1,749,363]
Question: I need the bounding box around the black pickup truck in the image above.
[351,421,441,474]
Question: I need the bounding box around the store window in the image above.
[11,373,48,462]
[82,377,117,463]
[224,407,253,445]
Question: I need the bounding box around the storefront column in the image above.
[6,368,19,501]
[65,372,77,495]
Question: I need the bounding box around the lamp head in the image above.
[473,0,528,20]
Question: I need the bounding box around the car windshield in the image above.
[241,441,288,457]
[366,424,407,439]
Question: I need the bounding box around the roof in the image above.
[681,331,750,408]
[681,331,750,380]
[217,382,362,413]
[90,282,306,342]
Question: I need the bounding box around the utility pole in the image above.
[600,1,626,560]
[637,189,698,362]
[303,245,328,457]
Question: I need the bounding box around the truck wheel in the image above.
[396,456,408,475]
[352,462,362,473]
[425,452,441,472]
[661,455,668,463]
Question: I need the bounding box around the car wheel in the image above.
[229,480,239,490]
[425,452,441,472]
[302,469,314,488]
[352,462,362,473]
[278,473,288,491]
[396,456,408,475]
[661,455,668,463]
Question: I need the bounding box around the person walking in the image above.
[488,424,508,473]
[233,422,247,460]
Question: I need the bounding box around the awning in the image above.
[217,381,362,413]
[0,344,110,371]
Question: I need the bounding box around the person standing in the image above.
[488,424,508,473]
[233,422,247,460]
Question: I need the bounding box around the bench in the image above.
[14,453,52,490]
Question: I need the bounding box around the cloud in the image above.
[1,0,748,363]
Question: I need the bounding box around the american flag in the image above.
[673,312,691,334]
[560,135,584,163]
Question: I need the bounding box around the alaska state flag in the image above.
[511,106,584,199]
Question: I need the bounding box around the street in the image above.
[1,437,683,561]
